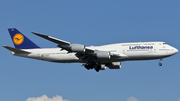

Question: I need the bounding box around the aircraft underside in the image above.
[13,52,176,72]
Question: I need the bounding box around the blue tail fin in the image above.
[8,28,40,49]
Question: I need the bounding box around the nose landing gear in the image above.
[158,59,163,66]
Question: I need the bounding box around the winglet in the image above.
[8,28,40,49]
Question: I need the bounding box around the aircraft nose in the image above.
[175,48,178,54]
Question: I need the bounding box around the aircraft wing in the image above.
[32,32,126,62]
[32,32,95,53]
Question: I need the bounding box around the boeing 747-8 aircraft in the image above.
[3,28,178,72]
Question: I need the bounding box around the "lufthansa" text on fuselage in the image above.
[129,46,153,50]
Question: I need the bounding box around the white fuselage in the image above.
[13,42,178,63]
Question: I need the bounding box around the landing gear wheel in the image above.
[95,69,99,72]
[158,62,162,66]
[85,65,90,70]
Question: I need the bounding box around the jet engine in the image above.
[59,44,85,52]
[106,62,121,69]
[70,44,85,52]
[96,51,111,59]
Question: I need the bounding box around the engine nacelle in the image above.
[96,51,110,59]
[59,44,85,52]
[70,44,85,52]
[107,62,121,69]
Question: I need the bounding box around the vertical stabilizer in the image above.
[8,28,40,49]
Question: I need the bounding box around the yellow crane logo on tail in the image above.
[13,33,24,45]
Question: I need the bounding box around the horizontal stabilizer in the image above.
[3,46,31,53]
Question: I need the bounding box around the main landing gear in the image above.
[83,62,106,72]
[158,59,163,66]
[84,63,100,72]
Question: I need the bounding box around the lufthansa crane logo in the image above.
[13,33,24,45]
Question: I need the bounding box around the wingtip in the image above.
[31,32,38,35]
[31,32,44,36]
[31,32,49,40]
[32,32,45,36]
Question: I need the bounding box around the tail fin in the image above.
[8,28,40,49]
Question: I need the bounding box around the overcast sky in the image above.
[0,0,180,101]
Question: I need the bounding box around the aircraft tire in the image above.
[158,62,162,66]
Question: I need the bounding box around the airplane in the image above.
[3,28,178,72]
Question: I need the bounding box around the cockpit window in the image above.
[163,43,167,45]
